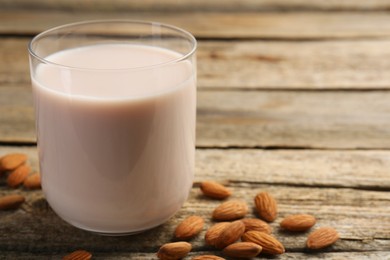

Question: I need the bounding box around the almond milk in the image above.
[31,44,196,234]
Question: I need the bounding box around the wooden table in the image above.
[1,1,390,259]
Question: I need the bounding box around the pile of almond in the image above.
[0,153,340,259]
[157,181,339,259]
[0,153,41,210]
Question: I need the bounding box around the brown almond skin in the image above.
[157,242,192,260]
[223,242,262,258]
[200,181,232,200]
[0,194,25,210]
[215,220,246,249]
[7,165,30,188]
[175,215,204,240]
[192,256,225,260]
[205,222,231,246]
[280,214,316,232]
[241,218,272,234]
[23,173,42,190]
[254,192,277,222]
[306,227,339,249]
[242,230,285,255]
[212,200,248,221]
[0,153,27,171]
[62,250,92,260]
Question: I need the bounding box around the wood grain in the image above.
[199,40,390,89]
[3,11,390,39]
[196,90,390,149]
[0,147,389,257]
[0,39,30,85]
[3,86,390,149]
[2,252,390,260]
[0,86,35,144]
[2,147,389,190]
[5,38,390,89]
[2,183,385,248]
[3,0,390,12]
[197,150,390,191]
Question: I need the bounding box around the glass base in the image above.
[63,216,168,236]
[88,230,146,236]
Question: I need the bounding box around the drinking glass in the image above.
[28,20,197,235]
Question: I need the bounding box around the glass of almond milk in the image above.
[28,20,196,235]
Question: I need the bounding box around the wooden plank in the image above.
[0,147,389,256]
[5,38,390,89]
[198,40,390,89]
[196,90,390,149]
[0,86,35,144]
[1,252,390,260]
[3,87,390,149]
[2,147,389,190]
[2,187,386,250]
[3,0,390,12]
[3,11,390,39]
[0,39,30,85]
[197,150,390,191]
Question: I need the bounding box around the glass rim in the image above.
[28,19,197,71]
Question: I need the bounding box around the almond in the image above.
[0,153,27,171]
[175,215,204,240]
[7,165,30,188]
[205,222,230,246]
[200,181,232,200]
[157,242,192,260]
[223,242,262,258]
[212,200,248,221]
[62,250,92,260]
[214,220,246,249]
[254,192,277,222]
[280,214,316,232]
[191,256,225,260]
[306,227,339,249]
[0,194,25,210]
[241,230,285,255]
[23,173,42,189]
[241,218,272,234]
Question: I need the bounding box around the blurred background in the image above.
[2,0,390,148]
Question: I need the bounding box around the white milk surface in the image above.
[32,44,196,233]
